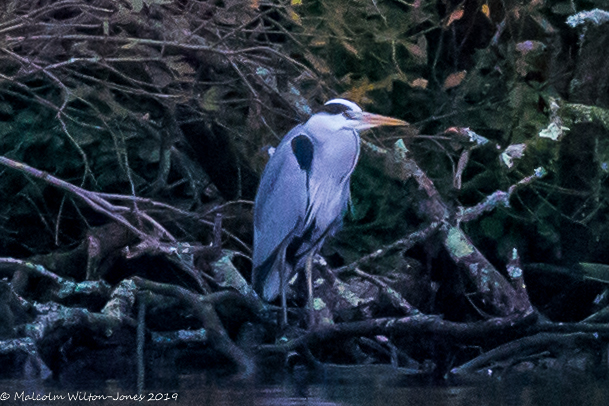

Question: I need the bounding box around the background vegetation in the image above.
[1,0,609,383]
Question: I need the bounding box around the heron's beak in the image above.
[355,112,408,130]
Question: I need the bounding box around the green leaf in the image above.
[199,87,222,112]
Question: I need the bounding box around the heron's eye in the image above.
[343,111,357,120]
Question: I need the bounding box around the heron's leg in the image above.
[280,272,287,329]
[278,243,288,329]
[305,252,314,328]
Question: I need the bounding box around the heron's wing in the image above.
[252,126,311,300]
[298,127,360,253]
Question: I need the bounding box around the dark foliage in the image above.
[0,0,609,385]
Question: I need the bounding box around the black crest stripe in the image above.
[319,103,351,114]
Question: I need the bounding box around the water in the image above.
[1,370,607,405]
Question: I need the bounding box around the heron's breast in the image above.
[316,134,360,181]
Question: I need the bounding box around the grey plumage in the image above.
[252,99,406,304]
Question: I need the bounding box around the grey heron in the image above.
[252,98,407,326]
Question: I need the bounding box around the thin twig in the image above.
[0,156,174,242]
[460,168,547,223]
[335,222,440,275]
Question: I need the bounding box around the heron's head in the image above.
[321,98,407,131]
